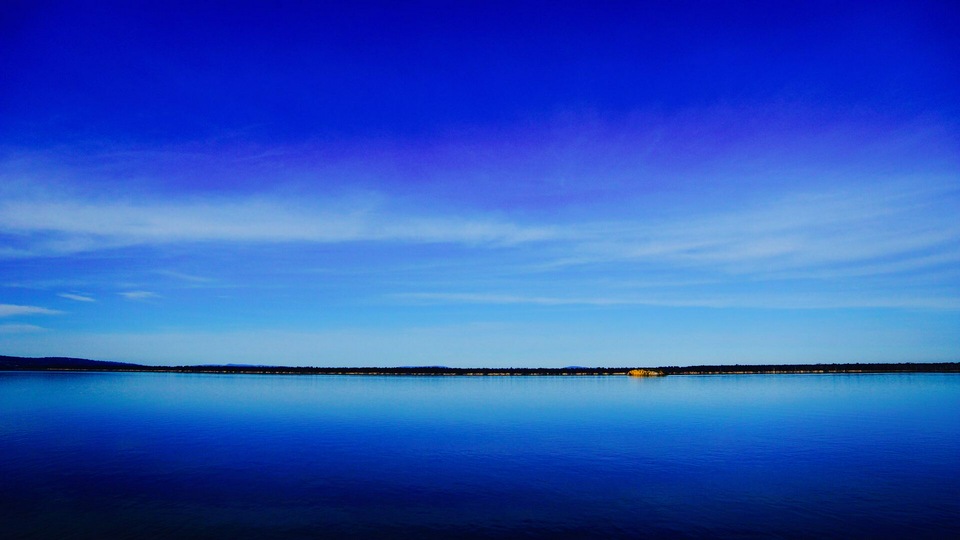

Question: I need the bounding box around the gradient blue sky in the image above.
[2,1,958,366]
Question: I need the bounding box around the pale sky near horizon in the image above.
[2,1,958,366]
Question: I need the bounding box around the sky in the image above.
[1,1,958,367]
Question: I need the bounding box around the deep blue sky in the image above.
[2,1,958,366]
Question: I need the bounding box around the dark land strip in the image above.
[2,355,958,376]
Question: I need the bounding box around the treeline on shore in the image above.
[2,355,959,375]
[657,363,960,375]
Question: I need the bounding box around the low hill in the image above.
[0,355,144,370]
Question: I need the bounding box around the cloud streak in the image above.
[1,142,957,326]
[120,291,160,301]
[156,270,214,284]
[0,323,45,334]
[0,193,556,258]
[1,182,956,279]
[541,183,960,279]
[59,293,96,302]
[0,304,62,317]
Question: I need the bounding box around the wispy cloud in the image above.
[0,193,556,258]
[1,135,958,325]
[0,304,63,317]
[544,183,960,279]
[59,292,96,302]
[0,323,45,334]
[156,270,214,283]
[120,291,160,301]
[399,292,631,306]
[2,182,956,280]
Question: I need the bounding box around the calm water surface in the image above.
[1,372,958,539]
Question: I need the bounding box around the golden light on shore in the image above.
[627,369,664,377]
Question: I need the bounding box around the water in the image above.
[1,372,958,539]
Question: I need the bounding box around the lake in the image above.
[1,372,958,539]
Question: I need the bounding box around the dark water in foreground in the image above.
[1,372,958,539]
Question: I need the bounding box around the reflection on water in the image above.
[1,372,958,538]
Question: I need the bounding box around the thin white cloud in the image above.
[156,270,213,283]
[0,323,45,334]
[547,183,960,279]
[0,157,957,292]
[120,291,160,301]
[0,304,63,317]
[3,183,955,279]
[400,292,631,306]
[59,292,96,302]
[0,194,557,258]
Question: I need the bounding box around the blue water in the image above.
[1,372,958,539]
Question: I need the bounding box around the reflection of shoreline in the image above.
[2,355,958,376]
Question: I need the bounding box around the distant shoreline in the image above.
[2,355,958,376]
